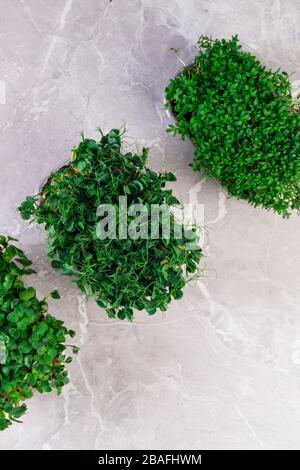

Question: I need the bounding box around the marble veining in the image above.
[1,0,300,450]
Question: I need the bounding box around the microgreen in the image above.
[19,129,202,320]
[0,235,78,431]
[165,35,300,217]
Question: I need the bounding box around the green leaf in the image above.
[0,235,78,431]
[76,161,86,171]
[18,128,203,323]
[47,348,57,359]
[15,257,32,267]
[3,246,18,262]
[10,405,27,419]
[8,391,21,404]
[18,196,36,220]
[96,299,107,308]
[3,274,15,291]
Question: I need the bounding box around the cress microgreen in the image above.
[19,129,202,320]
[165,35,300,217]
[0,235,78,431]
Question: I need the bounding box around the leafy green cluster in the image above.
[19,129,202,320]
[165,35,300,217]
[0,235,78,431]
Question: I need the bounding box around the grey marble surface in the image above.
[1,0,300,450]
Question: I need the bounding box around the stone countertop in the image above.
[1,0,300,450]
